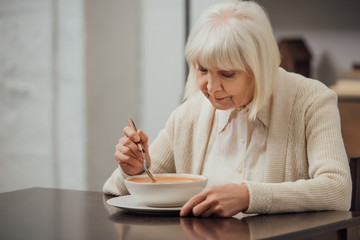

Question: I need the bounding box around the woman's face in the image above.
[196,63,255,110]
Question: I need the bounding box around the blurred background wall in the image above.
[0,0,86,192]
[0,0,359,193]
[257,0,360,86]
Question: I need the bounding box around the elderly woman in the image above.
[103,0,351,217]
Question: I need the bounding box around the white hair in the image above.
[184,0,280,120]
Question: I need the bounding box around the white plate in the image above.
[107,195,182,214]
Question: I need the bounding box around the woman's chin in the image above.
[210,101,233,110]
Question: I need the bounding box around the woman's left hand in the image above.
[180,183,250,218]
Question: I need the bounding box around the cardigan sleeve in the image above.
[245,84,351,214]
[102,166,130,196]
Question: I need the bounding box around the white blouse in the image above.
[202,107,268,186]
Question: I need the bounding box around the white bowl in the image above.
[124,173,208,207]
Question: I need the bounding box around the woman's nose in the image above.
[207,74,222,93]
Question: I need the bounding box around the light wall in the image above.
[85,0,140,191]
[140,0,185,143]
[0,0,86,193]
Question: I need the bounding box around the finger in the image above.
[117,152,144,175]
[119,161,143,176]
[118,137,143,159]
[180,199,196,217]
[115,140,143,166]
[138,129,148,146]
[180,198,197,217]
[200,204,219,218]
[117,142,139,158]
[123,126,141,143]
[180,193,207,217]
[192,199,213,217]
[135,130,152,167]
[116,150,142,166]
[190,188,222,217]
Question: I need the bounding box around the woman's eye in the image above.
[197,64,208,73]
[198,67,208,73]
[221,71,235,78]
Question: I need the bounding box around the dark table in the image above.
[1,188,359,240]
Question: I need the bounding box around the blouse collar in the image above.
[216,98,271,133]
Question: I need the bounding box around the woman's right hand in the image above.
[115,126,151,176]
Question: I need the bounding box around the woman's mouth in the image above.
[213,96,226,101]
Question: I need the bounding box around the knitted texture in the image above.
[103,68,351,213]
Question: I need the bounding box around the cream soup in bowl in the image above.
[124,173,208,207]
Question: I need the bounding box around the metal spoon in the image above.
[128,118,157,183]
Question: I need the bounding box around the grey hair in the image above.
[184,0,280,120]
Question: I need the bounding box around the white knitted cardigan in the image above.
[103,68,351,214]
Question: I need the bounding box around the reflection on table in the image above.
[104,193,360,240]
[0,188,359,240]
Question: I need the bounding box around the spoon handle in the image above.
[127,118,157,183]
